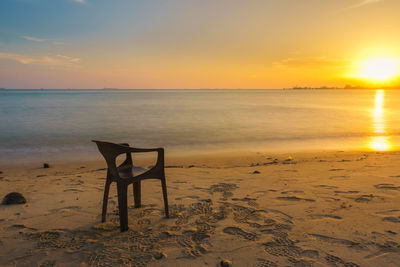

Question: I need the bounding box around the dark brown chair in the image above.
[92,140,169,232]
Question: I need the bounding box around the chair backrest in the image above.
[92,140,130,179]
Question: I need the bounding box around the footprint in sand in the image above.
[364,240,400,259]
[382,216,400,223]
[50,206,82,213]
[301,249,319,258]
[63,189,84,193]
[223,226,259,241]
[231,197,259,207]
[175,232,209,259]
[9,224,37,231]
[276,196,315,202]
[334,190,359,194]
[374,184,400,190]
[22,230,87,251]
[309,233,359,247]
[172,180,187,184]
[354,194,380,203]
[337,159,351,162]
[281,190,304,194]
[208,183,238,200]
[229,204,266,223]
[308,214,342,220]
[39,260,57,267]
[376,209,400,215]
[263,241,301,258]
[325,253,360,267]
[314,185,338,189]
[186,195,200,200]
[261,232,318,266]
[288,257,314,266]
[255,258,278,267]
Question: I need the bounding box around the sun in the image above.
[357,58,400,82]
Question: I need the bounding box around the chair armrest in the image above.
[126,147,164,170]
[118,143,130,147]
[128,147,163,153]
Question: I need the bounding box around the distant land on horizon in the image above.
[286,85,400,90]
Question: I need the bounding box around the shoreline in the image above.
[1,138,397,167]
[1,150,400,266]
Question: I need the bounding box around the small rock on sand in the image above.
[43,163,50,168]
[285,156,293,161]
[253,170,260,174]
[153,251,167,260]
[220,259,232,267]
[264,159,279,165]
[2,192,27,205]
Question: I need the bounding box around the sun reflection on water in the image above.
[369,90,391,151]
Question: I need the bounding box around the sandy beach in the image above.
[1,150,400,266]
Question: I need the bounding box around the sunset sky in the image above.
[1,0,400,89]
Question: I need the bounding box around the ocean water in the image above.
[1,89,400,163]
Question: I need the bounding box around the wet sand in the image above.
[1,150,400,266]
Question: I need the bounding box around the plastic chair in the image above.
[93,140,169,232]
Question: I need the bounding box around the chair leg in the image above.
[161,176,169,218]
[117,183,129,232]
[101,179,111,222]
[133,181,142,208]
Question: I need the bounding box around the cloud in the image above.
[0,52,80,66]
[57,54,80,63]
[21,36,46,42]
[52,41,68,45]
[276,56,345,68]
[22,36,69,46]
[346,0,382,9]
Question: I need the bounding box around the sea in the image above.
[1,89,399,164]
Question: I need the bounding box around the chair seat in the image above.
[133,166,148,173]
[117,165,148,179]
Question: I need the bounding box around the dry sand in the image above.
[1,150,400,266]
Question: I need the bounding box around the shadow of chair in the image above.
[92,140,169,232]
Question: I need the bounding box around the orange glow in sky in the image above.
[2,1,400,89]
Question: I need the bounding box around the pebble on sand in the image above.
[285,156,293,161]
[220,259,232,267]
[253,170,260,174]
[2,192,27,205]
[43,163,50,168]
[153,251,167,260]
